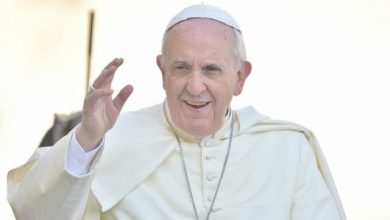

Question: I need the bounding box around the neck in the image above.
[163,101,231,143]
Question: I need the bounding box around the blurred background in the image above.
[1,0,389,219]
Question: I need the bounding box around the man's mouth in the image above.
[184,100,210,109]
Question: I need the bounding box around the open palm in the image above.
[77,58,133,151]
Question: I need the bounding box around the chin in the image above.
[185,122,216,137]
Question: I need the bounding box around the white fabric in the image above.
[66,130,102,177]
[7,103,346,220]
[7,128,97,219]
[166,4,241,32]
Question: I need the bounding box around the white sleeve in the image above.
[66,129,103,177]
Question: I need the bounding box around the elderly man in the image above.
[8,4,346,220]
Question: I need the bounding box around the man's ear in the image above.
[156,55,164,74]
[234,61,252,96]
[156,55,166,90]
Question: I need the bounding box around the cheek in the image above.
[164,77,180,93]
[165,77,188,104]
[217,80,236,100]
[210,84,235,112]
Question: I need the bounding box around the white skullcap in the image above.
[166,4,241,32]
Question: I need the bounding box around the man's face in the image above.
[157,19,250,137]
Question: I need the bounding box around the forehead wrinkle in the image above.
[163,19,236,68]
[167,19,235,46]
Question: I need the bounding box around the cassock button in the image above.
[207,195,214,202]
[207,174,218,181]
[206,139,219,146]
[205,154,216,161]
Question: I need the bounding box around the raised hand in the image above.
[76,58,133,151]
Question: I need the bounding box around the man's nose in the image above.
[186,72,206,95]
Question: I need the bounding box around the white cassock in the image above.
[8,102,346,220]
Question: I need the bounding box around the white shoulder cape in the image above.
[90,104,346,219]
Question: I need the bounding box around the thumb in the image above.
[113,85,133,111]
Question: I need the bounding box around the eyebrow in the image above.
[172,61,189,66]
[170,61,222,72]
[202,63,222,71]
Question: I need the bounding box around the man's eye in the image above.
[204,65,222,74]
[174,65,189,70]
[206,67,219,71]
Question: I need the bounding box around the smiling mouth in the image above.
[184,100,210,109]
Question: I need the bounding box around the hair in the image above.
[160,21,247,68]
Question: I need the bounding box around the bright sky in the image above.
[1,0,389,219]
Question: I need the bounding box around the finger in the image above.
[95,58,124,89]
[92,58,124,89]
[85,88,114,107]
[102,57,123,70]
[113,85,133,111]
